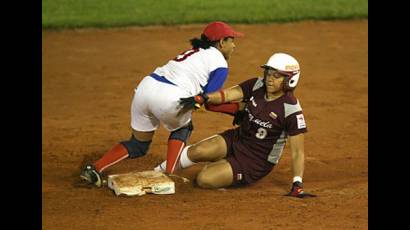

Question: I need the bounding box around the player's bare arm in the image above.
[287,133,316,198]
[206,85,244,104]
[179,85,244,113]
[289,133,305,180]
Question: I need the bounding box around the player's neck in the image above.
[265,91,284,101]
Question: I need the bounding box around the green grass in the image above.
[42,0,368,29]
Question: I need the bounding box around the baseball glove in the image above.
[179,93,209,111]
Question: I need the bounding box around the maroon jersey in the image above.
[221,77,308,185]
[236,77,307,165]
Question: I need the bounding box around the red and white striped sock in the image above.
[165,139,185,173]
[154,145,195,172]
[94,143,129,173]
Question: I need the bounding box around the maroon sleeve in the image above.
[285,111,308,136]
[238,78,259,100]
[205,103,239,115]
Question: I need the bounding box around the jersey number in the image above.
[174,48,199,62]
[256,128,267,139]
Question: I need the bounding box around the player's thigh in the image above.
[196,160,233,189]
[149,83,193,131]
[131,77,161,132]
[189,135,227,162]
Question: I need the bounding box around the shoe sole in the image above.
[80,174,102,187]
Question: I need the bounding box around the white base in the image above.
[107,170,175,196]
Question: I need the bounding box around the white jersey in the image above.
[131,46,229,132]
[152,47,228,96]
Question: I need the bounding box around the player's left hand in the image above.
[232,110,246,126]
[179,93,209,111]
[286,181,317,198]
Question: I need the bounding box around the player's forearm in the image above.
[206,86,244,104]
[289,134,305,182]
[291,150,304,179]
[293,152,305,177]
[206,90,224,104]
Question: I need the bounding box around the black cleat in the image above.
[80,165,102,187]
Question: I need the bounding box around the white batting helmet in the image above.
[261,53,301,91]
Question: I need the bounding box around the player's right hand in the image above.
[285,182,317,198]
[179,93,209,111]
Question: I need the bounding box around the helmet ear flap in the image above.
[264,73,298,91]
[285,72,300,91]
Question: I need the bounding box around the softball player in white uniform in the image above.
[80,21,244,186]
[132,46,229,132]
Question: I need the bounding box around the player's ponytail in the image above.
[190,34,218,49]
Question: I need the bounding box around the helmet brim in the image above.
[261,65,299,77]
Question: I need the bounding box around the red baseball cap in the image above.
[203,21,244,41]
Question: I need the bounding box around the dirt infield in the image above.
[42,20,368,230]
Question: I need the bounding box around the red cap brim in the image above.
[232,31,244,38]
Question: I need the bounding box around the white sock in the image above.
[153,145,196,172]
[154,160,167,172]
[179,145,196,168]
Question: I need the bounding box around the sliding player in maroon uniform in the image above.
[155,53,315,198]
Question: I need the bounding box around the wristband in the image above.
[293,176,302,183]
[219,90,225,104]
[195,95,206,104]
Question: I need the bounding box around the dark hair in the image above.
[190,34,219,49]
